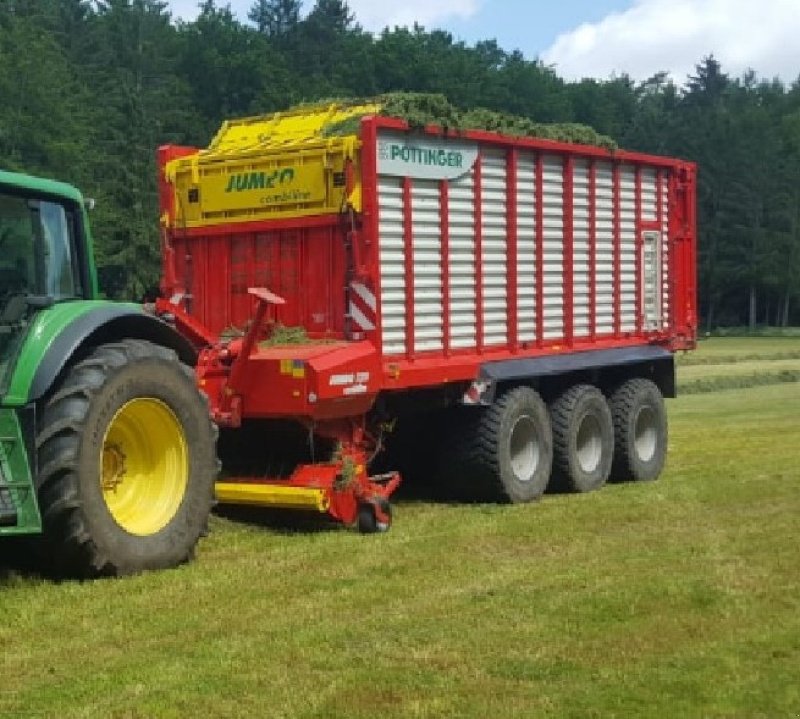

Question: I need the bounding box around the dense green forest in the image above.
[1,0,798,328]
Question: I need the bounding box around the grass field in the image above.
[2,339,799,718]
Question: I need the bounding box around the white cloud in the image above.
[542,0,800,84]
[345,0,479,31]
[167,0,210,21]
[166,0,480,29]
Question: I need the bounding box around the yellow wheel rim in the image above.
[100,398,189,536]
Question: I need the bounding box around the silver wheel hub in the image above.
[509,415,541,482]
[576,412,603,474]
[634,406,658,462]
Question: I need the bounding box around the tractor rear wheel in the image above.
[35,339,217,578]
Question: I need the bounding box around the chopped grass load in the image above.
[260,324,309,346]
[318,92,618,150]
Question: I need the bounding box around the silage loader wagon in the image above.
[157,102,697,527]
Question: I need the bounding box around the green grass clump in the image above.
[259,324,309,346]
[676,336,800,393]
[676,350,800,366]
[319,92,617,149]
[709,326,800,338]
[677,335,800,362]
[679,369,800,394]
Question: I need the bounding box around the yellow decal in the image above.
[201,163,325,214]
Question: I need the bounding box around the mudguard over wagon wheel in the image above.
[35,339,217,578]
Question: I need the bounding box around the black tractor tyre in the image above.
[35,339,217,578]
[609,378,667,482]
[442,386,553,503]
[549,384,614,493]
[357,499,392,534]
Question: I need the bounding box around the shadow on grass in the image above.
[213,504,346,534]
[0,536,46,584]
[390,469,579,505]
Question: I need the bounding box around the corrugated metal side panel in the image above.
[595,162,614,335]
[542,155,564,340]
[641,168,658,221]
[481,149,508,346]
[378,176,407,354]
[449,170,477,350]
[374,130,682,358]
[572,159,591,338]
[516,153,537,343]
[412,179,444,352]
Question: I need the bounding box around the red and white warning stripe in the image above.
[349,280,377,332]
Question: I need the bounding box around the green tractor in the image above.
[0,169,216,578]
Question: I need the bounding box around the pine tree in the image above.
[248,0,300,36]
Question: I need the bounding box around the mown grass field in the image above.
[2,338,799,718]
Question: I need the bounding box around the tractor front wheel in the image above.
[36,340,217,578]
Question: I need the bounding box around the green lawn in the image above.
[676,336,800,394]
[677,336,800,364]
[2,346,799,718]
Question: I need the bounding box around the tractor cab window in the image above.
[0,191,83,394]
[0,193,81,301]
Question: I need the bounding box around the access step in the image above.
[0,483,18,527]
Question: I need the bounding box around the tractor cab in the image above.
[0,173,92,397]
[0,170,217,577]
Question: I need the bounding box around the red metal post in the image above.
[656,169,666,328]
[563,156,574,347]
[360,117,384,353]
[402,176,415,359]
[507,148,519,351]
[613,163,622,339]
[589,160,597,341]
[440,179,451,357]
[635,166,643,335]
[474,154,484,353]
[535,154,544,347]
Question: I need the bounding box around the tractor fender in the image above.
[28,306,197,403]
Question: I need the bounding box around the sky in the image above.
[166,0,800,85]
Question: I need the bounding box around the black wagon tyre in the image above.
[35,339,217,578]
[446,386,553,503]
[609,378,667,482]
[550,384,614,493]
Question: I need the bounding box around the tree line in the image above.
[1,0,798,328]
